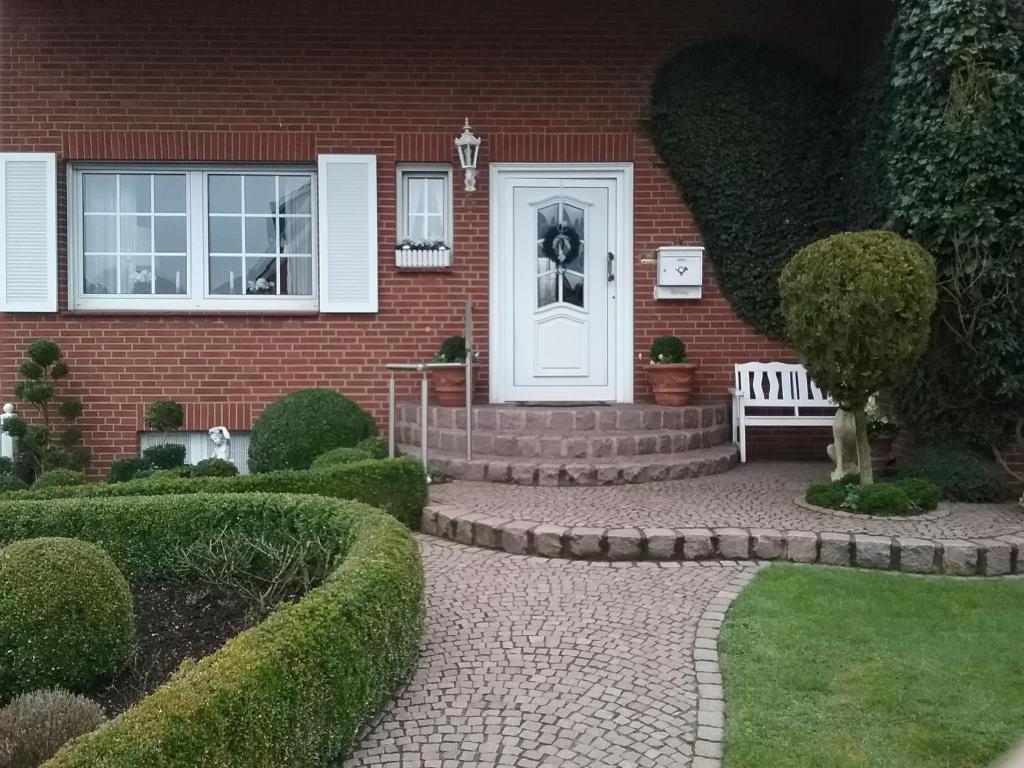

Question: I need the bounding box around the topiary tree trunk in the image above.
[854,408,873,485]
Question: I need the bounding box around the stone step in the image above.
[408,444,739,486]
[396,402,729,434]
[398,424,731,458]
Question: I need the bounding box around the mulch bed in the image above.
[89,582,260,716]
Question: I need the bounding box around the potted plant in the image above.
[865,393,899,473]
[648,336,698,406]
[430,336,468,407]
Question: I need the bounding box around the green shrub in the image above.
[0,457,12,476]
[0,493,423,768]
[0,689,106,768]
[248,389,378,473]
[144,465,192,481]
[806,482,847,509]
[141,443,186,470]
[7,457,427,530]
[32,469,87,489]
[357,436,390,460]
[856,483,912,517]
[434,335,467,363]
[0,473,27,492]
[650,336,687,364]
[895,477,941,512]
[143,400,184,432]
[191,458,239,478]
[648,40,853,338]
[899,445,1009,503]
[107,457,148,484]
[311,447,372,469]
[0,538,135,701]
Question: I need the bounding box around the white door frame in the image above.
[489,163,634,403]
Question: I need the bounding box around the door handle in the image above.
[607,252,615,282]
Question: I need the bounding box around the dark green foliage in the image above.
[647,41,853,338]
[0,538,135,701]
[435,335,467,363]
[311,447,373,469]
[0,689,107,768]
[806,475,940,515]
[895,477,941,512]
[781,231,937,410]
[0,493,423,768]
[0,474,28,492]
[860,0,1024,444]
[650,336,687,364]
[899,445,1009,502]
[9,457,428,530]
[143,400,184,432]
[32,470,87,489]
[806,482,847,509]
[856,483,912,516]
[144,466,192,481]
[106,457,149,484]
[190,458,239,478]
[1,341,88,478]
[141,443,186,470]
[248,388,378,473]
[357,436,390,459]
[0,458,11,476]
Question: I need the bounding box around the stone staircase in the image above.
[395,402,738,486]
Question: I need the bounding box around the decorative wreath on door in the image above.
[541,224,581,267]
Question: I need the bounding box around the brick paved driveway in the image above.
[343,537,757,768]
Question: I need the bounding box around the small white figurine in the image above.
[208,426,232,462]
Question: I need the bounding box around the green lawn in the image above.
[720,565,1024,768]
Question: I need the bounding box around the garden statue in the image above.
[208,426,232,462]
[826,408,860,481]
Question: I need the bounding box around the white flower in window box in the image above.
[395,239,452,269]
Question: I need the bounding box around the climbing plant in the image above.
[647,40,854,339]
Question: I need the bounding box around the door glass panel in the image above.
[535,199,585,308]
[563,272,584,308]
[538,273,557,307]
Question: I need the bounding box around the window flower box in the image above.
[395,241,451,269]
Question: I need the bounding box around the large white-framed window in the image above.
[68,164,317,311]
[396,164,452,247]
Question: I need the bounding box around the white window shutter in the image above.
[317,154,378,313]
[0,153,57,313]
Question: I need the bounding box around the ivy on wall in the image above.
[647,41,853,339]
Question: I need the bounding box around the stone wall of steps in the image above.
[394,402,738,486]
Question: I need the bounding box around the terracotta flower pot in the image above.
[430,366,469,407]
[648,362,698,407]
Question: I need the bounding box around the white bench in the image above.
[730,362,838,463]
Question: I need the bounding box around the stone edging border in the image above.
[421,507,1024,577]
[690,565,761,768]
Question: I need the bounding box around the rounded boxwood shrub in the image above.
[0,473,28,492]
[141,443,186,470]
[312,447,372,469]
[0,538,135,700]
[899,445,1009,503]
[895,476,941,512]
[107,457,148,484]
[248,388,378,473]
[856,483,911,516]
[190,458,239,478]
[357,436,390,460]
[650,336,688,364]
[0,688,106,768]
[143,400,184,432]
[32,469,87,489]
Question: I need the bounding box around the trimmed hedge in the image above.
[0,538,135,701]
[2,457,427,530]
[0,493,424,767]
[32,469,87,489]
[898,445,1009,503]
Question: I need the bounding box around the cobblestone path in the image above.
[343,537,757,768]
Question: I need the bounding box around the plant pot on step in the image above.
[648,362,698,407]
[430,366,469,407]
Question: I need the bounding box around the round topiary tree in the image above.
[31,469,87,489]
[780,230,937,483]
[0,538,135,701]
[247,388,378,473]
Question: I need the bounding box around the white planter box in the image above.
[395,247,451,269]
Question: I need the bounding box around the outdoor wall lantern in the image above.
[454,118,482,192]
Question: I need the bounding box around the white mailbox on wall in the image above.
[655,246,704,300]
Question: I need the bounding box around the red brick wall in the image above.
[0,0,892,476]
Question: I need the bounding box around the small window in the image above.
[397,165,452,247]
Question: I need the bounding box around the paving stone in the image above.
[567,527,605,558]
[499,521,535,555]
[606,528,642,561]
[785,530,818,563]
[714,528,750,559]
[974,538,1012,576]
[645,528,679,560]
[434,509,456,540]
[681,528,715,560]
[473,518,507,550]
[854,534,893,570]
[940,539,979,576]
[819,532,852,566]
[896,536,937,574]
[533,524,566,558]
[420,507,439,537]
[750,528,783,560]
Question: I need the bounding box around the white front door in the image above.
[490,166,632,403]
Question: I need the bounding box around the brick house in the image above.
[0,0,892,479]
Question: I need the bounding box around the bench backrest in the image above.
[734,362,836,410]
